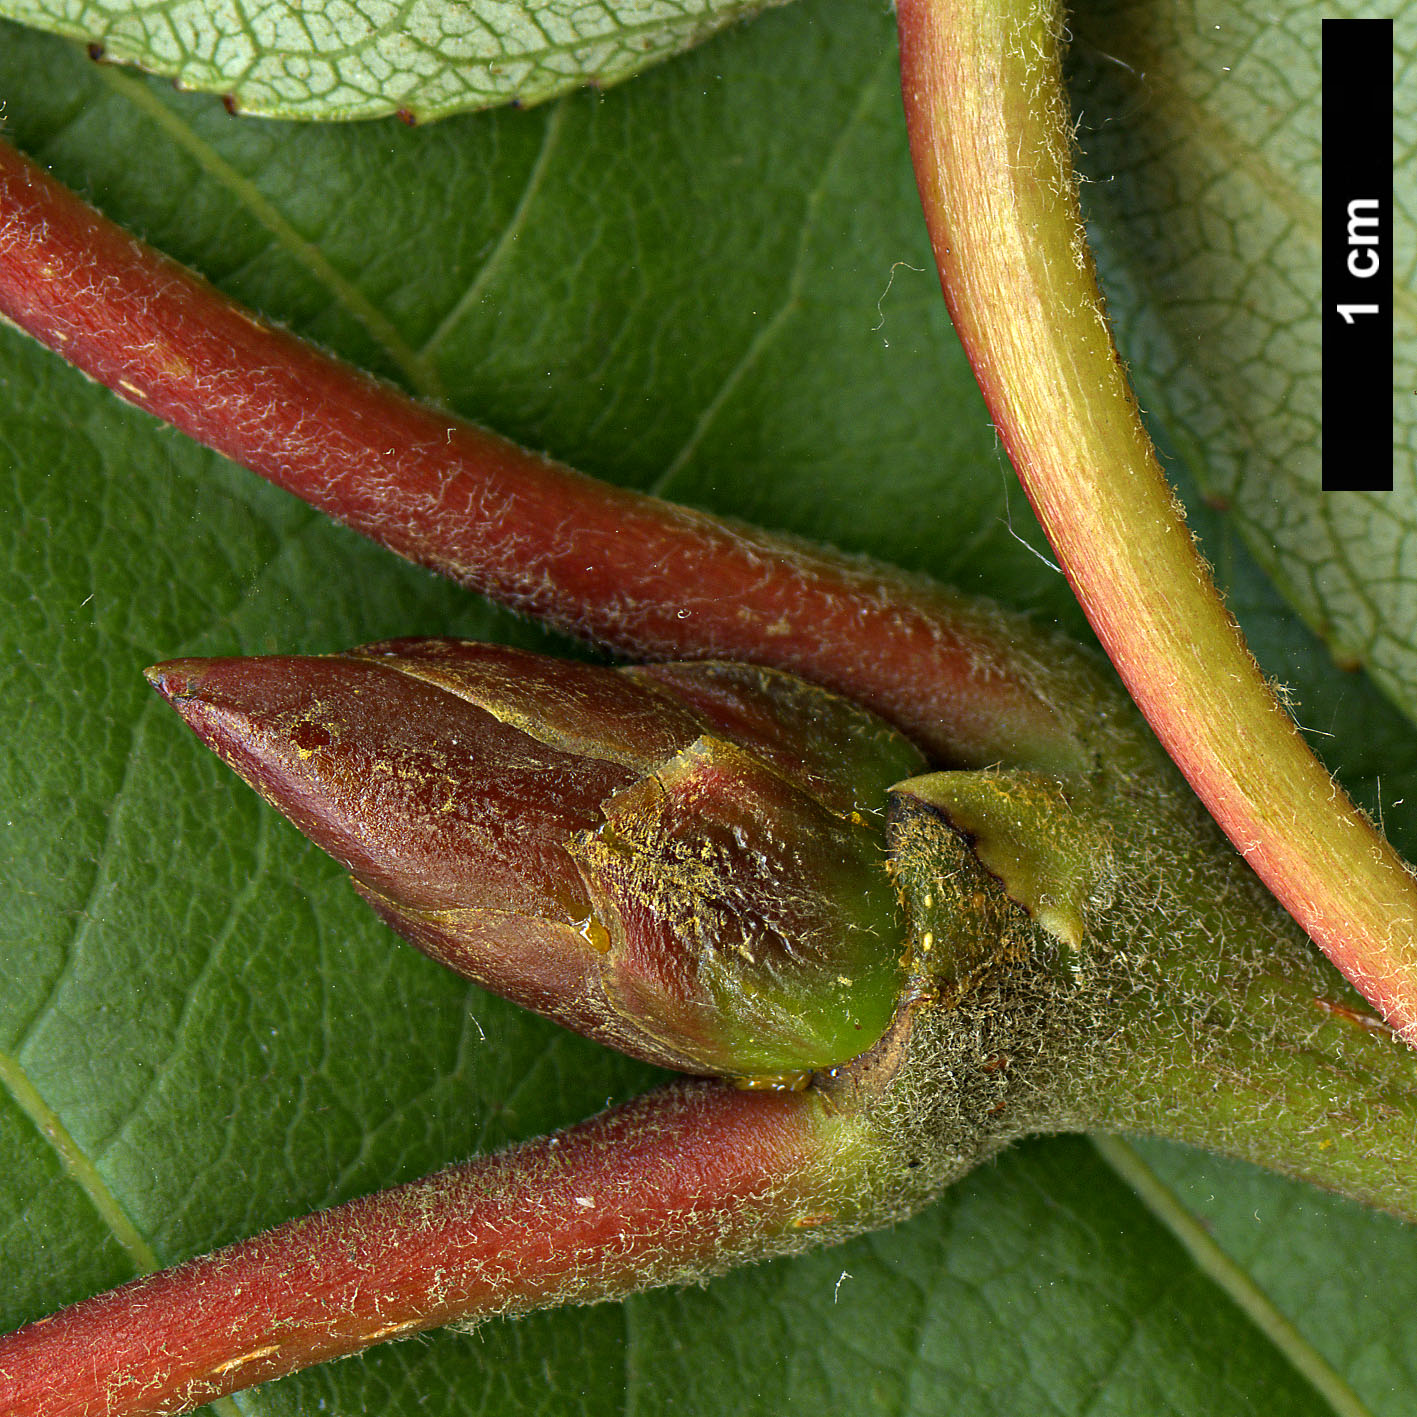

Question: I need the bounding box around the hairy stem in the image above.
[885,770,1417,1222]
[1102,969,1417,1219]
[895,0,1417,1041]
[0,1082,863,1417]
[0,135,1100,775]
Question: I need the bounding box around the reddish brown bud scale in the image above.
[146,654,625,920]
[148,641,916,1076]
[626,659,925,817]
[0,40,1415,1417]
[358,638,703,771]
[575,738,900,1073]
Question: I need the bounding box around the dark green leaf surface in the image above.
[0,5,1414,1415]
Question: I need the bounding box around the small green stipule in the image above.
[0,41,1414,1417]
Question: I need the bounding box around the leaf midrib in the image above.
[1091,1135,1377,1417]
[0,1047,246,1415]
[95,63,444,400]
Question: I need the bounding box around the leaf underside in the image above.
[0,0,792,120]
[1,3,1416,1416]
[1071,0,1417,731]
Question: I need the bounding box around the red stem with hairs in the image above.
[0,137,1089,775]
[0,1083,838,1417]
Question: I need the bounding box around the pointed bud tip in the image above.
[144,658,212,704]
[142,657,274,767]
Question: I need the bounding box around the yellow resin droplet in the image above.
[573,915,612,954]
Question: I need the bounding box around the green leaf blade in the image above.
[2,4,1417,1414]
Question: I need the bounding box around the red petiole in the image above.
[0,1083,848,1417]
[0,136,1093,777]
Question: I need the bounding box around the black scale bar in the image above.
[1321,18,1395,492]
